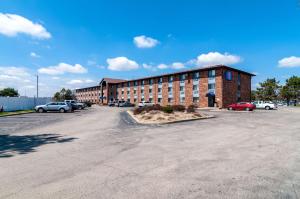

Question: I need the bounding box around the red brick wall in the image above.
[240,73,251,102]
[199,71,208,107]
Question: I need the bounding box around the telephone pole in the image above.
[36,74,39,99]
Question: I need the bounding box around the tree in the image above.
[0,87,19,97]
[280,76,300,104]
[256,78,280,101]
[53,88,74,101]
[251,90,257,101]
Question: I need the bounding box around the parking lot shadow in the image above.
[0,134,77,158]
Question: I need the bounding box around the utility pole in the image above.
[36,74,39,99]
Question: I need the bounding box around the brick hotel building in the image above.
[75,65,254,108]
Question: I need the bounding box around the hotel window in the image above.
[149,89,152,93]
[238,73,241,85]
[134,99,137,102]
[168,87,172,92]
[168,76,173,82]
[193,97,199,103]
[193,72,200,80]
[127,90,130,95]
[149,98,153,102]
[149,79,153,85]
[158,88,162,93]
[225,71,232,81]
[158,98,162,103]
[158,77,163,84]
[141,98,144,102]
[141,90,144,94]
[134,90,137,94]
[180,97,185,103]
[141,80,145,85]
[134,81,138,86]
[208,70,216,78]
[193,85,198,91]
[180,86,184,91]
[116,92,119,96]
[168,98,173,103]
[208,83,215,90]
[127,82,130,87]
[122,91,124,94]
[180,74,186,82]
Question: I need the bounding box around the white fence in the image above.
[0,97,52,112]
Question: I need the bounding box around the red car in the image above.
[227,102,256,111]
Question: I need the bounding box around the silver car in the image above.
[35,102,71,113]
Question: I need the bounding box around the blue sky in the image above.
[0,0,300,97]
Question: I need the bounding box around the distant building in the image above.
[75,65,254,108]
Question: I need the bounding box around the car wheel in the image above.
[38,108,44,113]
[265,106,270,110]
[245,107,250,111]
[59,108,65,113]
[228,107,233,111]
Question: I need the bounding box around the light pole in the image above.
[36,74,39,99]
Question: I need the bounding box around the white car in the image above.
[138,101,154,107]
[252,101,277,110]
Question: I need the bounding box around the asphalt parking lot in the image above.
[0,106,300,199]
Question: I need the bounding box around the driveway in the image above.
[0,106,300,198]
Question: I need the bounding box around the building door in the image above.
[208,95,215,107]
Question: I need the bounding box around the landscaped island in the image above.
[127,104,212,124]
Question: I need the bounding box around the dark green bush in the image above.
[171,105,185,112]
[84,101,92,107]
[162,105,174,114]
[133,107,144,115]
[186,105,196,113]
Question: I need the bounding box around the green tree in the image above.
[251,90,257,101]
[0,87,19,97]
[256,78,280,101]
[53,88,74,101]
[280,76,300,104]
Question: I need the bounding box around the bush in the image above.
[187,105,196,113]
[171,105,185,112]
[162,105,174,114]
[84,101,92,107]
[133,107,144,115]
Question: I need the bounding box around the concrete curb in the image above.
[0,111,35,117]
[126,110,215,125]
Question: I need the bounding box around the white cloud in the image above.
[278,56,300,68]
[30,52,40,58]
[67,79,95,85]
[52,76,60,80]
[171,62,185,70]
[157,64,168,70]
[38,63,87,75]
[0,66,30,78]
[0,13,51,39]
[195,52,241,66]
[133,35,159,48]
[107,57,139,71]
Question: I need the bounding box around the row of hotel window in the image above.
[115,70,217,88]
[116,97,201,103]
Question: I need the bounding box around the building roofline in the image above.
[106,65,255,84]
[75,85,100,91]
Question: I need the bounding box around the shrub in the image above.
[187,105,196,113]
[144,104,162,112]
[133,107,144,115]
[84,101,92,107]
[162,105,174,114]
[171,105,185,112]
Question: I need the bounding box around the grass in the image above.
[0,110,34,117]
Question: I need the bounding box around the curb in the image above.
[0,111,35,117]
[126,110,215,125]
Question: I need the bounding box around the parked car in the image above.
[118,101,135,107]
[252,101,277,110]
[64,100,85,109]
[138,101,154,107]
[35,102,71,113]
[227,102,256,111]
[108,101,115,107]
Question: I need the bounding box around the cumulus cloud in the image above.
[157,64,168,70]
[0,13,51,39]
[30,52,40,58]
[133,35,159,48]
[278,56,300,68]
[67,79,95,85]
[38,63,87,75]
[107,57,139,71]
[171,62,185,70]
[195,52,241,66]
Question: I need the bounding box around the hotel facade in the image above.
[75,65,254,108]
